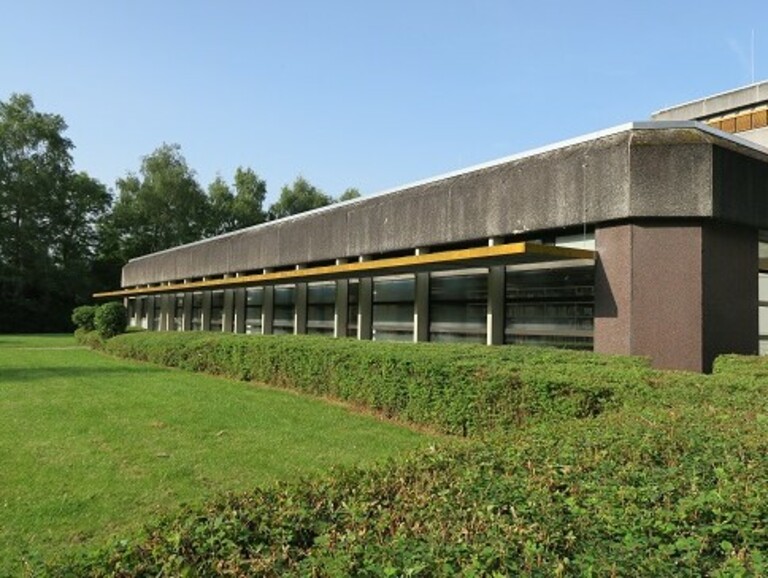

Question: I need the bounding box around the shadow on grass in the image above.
[0,365,167,385]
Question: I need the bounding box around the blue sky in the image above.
[2,0,766,204]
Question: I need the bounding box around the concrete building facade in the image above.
[97,82,768,372]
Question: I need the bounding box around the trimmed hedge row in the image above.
[51,393,768,576]
[713,354,768,378]
[85,332,653,435]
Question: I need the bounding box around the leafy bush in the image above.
[50,387,768,576]
[73,327,105,348]
[71,305,98,331]
[45,333,768,575]
[93,302,127,339]
[97,332,652,436]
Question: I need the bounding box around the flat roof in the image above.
[126,120,768,265]
[652,80,768,121]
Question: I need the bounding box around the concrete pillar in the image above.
[182,292,192,331]
[222,289,234,333]
[234,288,246,334]
[357,257,373,340]
[201,291,212,331]
[123,297,132,326]
[414,248,430,342]
[262,285,274,335]
[146,296,155,331]
[295,282,308,334]
[155,295,164,331]
[161,294,173,331]
[487,237,506,345]
[594,221,757,372]
[334,259,349,338]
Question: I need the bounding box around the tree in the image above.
[204,167,267,235]
[103,143,209,262]
[232,167,267,229]
[0,93,109,331]
[338,187,361,202]
[268,176,333,219]
[207,175,235,235]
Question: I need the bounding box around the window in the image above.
[245,287,263,334]
[191,292,203,331]
[373,275,414,342]
[505,263,594,350]
[210,290,224,332]
[173,293,184,331]
[347,280,359,337]
[273,285,295,335]
[307,282,335,335]
[430,270,487,343]
[151,296,162,331]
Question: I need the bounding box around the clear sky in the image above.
[2,0,767,204]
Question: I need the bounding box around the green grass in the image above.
[0,335,432,575]
[0,333,79,348]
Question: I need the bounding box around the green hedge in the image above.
[51,396,768,576]
[92,332,652,436]
[74,327,105,348]
[71,305,98,332]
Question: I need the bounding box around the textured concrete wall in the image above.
[122,125,768,287]
[652,81,768,121]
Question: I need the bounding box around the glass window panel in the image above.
[373,277,414,301]
[307,282,335,335]
[173,293,184,331]
[137,297,149,329]
[430,272,487,343]
[505,266,594,350]
[273,285,295,335]
[126,298,136,327]
[373,276,414,342]
[245,287,263,334]
[210,290,224,332]
[347,280,359,337]
[151,297,162,331]
[191,292,203,331]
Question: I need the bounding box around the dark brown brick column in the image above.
[594,221,757,372]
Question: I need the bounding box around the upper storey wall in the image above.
[122,124,768,287]
[652,81,768,121]
[653,81,768,149]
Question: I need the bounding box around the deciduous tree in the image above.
[0,93,109,331]
[268,176,333,219]
[104,143,209,261]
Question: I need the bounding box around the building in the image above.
[96,82,768,372]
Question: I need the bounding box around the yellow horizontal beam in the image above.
[94,242,595,299]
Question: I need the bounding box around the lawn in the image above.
[0,335,431,575]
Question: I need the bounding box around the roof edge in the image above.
[127,121,768,264]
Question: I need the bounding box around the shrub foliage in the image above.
[71,305,98,331]
[92,302,127,339]
[52,386,768,576]
[56,332,768,575]
[95,332,650,435]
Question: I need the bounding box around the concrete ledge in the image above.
[652,80,768,121]
[121,123,768,287]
